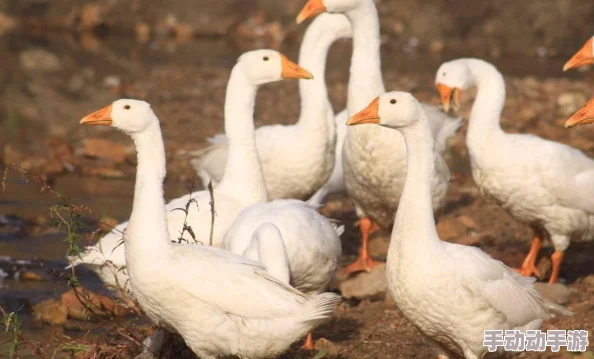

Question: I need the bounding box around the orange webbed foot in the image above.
[344,255,382,275]
[301,333,315,350]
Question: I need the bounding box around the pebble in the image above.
[557,92,588,116]
[33,299,68,325]
[368,232,390,257]
[456,215,476,230]
[19,49,61,72]
[338,263,387,301]
[314,338,340,356]
[436,217,467,241]
[0,12,16,35]
[536,256,552,282]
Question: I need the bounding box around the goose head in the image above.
[565,97,594,128]
[346,91,421,129]
[80,99,158,134]
[236,49,313,85]
[296,0,363,23]
[434,60,473,113]
[563,36,594,72]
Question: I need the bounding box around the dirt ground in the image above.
[1,0,594,358]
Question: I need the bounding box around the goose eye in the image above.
[263,56,269,61]
[390,99,397,104]
[442,72,446,76]
[124,105,131,110]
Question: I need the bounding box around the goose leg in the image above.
[344,217,381,274]
[514,230,542,277]
[548,251,564,284]
[301,332,315,350]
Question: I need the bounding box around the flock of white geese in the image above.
[68,0,594,358]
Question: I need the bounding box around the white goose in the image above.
[348,91,571,359]
[563,35,594,72]
[79,99,341,359]
[222,197,343,348]
[69,50,313,293]
[297,0,462,274]
[435,58,594,283]
[192,13,352,200]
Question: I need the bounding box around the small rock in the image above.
[429,40,444,54]
[557,92,588,117]
[136,23,151,43]
[456,215,476,230]
[174,24,194,41]
[368,232,390,257]
[338,263,387,301]
[0,12,16,35]
[518,107,537,122]
[33,299,67,325]
[61,288,101,321]
[19,49,61,72]
[456,233,481,246]
[314,338,340,356]
[535,256,552,282]
[436,217,466,241]
[60,288,131,320]
[19,270,49,281]
[533,282,570,305]
[79,138,133,164]
[104,75,121,88]
[79,4,103,31]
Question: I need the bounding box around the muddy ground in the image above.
[1,0,594,358]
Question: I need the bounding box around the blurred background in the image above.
[1,1,594,358]
[0,0,593,186]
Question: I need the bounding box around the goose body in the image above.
[223,199,343,296]
[298,0,461,273]
[240,222,291,285]
[435,58,594,284]
[347,91,571,359]
[70,50,313,294]
[79,89,340,358]
[192,13,352,200]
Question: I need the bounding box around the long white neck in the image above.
[388,115,441,260]
[126,121,170,269]
[296,16,344,141]
[345,1,385,116]
[463,59,506,157]
[216,66,268,203]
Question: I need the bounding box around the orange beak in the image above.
[80,104,113,126]
[347,97,380,125]
[280,54,313,80]
[296,0,327,24]
[565,98,594,128]
[563,37,594,72]
[435,83,461,113]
